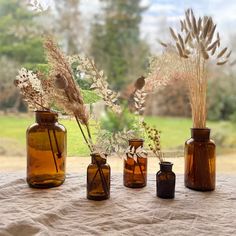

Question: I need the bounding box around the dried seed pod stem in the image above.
[200,42,209,60]
[178,34,185,50]
[169,27,178,41]
[207,40,219,51]
[217,47,228,58]
[176,42,184,57]
[217,60,228,65]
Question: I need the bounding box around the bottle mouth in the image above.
[128,138,144,142]
[191,128,210,141]
[159,161,173,166]
[159,161,173,171]
[36,110,58,123]
[128,138,144,147]
[91,152,107,164]
[90,152,107,158]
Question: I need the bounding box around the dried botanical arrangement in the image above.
[68,54,133,157]
[14,68,49,110]
[43,37,94,152]
[43,37,112,193]
[148,9,231,128]
[142,121,163,162]
[14,68,64,173]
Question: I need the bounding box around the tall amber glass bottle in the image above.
[124,139,147,188]
[87,153,110,200]
[185,128,215,191]
[27,111,66,188]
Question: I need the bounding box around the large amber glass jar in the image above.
[185,128,215,191]
[156,162,175,199]
[124,139,147,188]
[87,153,110,200]
[27,111,66,188]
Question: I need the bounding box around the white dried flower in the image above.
[14,67,48,110]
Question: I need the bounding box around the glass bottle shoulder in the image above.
[185,137,215,147]
[27,122,66,133]
[156,169,175,177]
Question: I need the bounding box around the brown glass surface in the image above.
[87,153,110,200]
[156,162,175,199]
[26,111,67,188]
[184,128,216,191]
[123,139,147,188]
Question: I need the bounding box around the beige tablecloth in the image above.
[0,173,235,236]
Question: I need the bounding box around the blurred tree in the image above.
[145,79,191,117]
[0,0,45,63]
[51,0,85,55]
[90,0,150,91]
[0,0,45,111]
[208,73,236,121]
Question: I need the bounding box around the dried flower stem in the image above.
[142,122,163,162]
[75,116,93,152]
[47,129,59,173]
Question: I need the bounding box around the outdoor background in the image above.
[0,0,236,173]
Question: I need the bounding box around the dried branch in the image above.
[142,121,163,162]
[69,55,122,114]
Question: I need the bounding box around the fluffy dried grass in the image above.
[43,36,93,151]
[149,9,231,128]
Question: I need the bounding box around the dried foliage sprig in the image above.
[96,129,136,156]
[14,68,49,110]
[152,9,231,128]
[133,88,147,116]
[125,145,147,162]
[69,55,122,114]
[43,37,93,151]
[142,121,163,162]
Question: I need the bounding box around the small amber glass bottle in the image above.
[87,153,110,200]
[27,111,66,188]
[185,128,216,191]
[156,162,175,199]
[124,139,147,188]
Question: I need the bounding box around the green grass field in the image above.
[0,115,236,156]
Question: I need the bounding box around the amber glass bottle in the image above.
[156,162,175,199]
[27,111,66,188]
[185,128,215,191]
[124,139,147,188]
[87,153,110,200]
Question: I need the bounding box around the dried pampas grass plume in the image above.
[43,36,89,126]
[43,36,93,151]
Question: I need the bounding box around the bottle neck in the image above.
[191,128,210,141]
[35,111,58,125]
[129,138,144,151]
[160,162,173,172]
[91,153,107,164]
